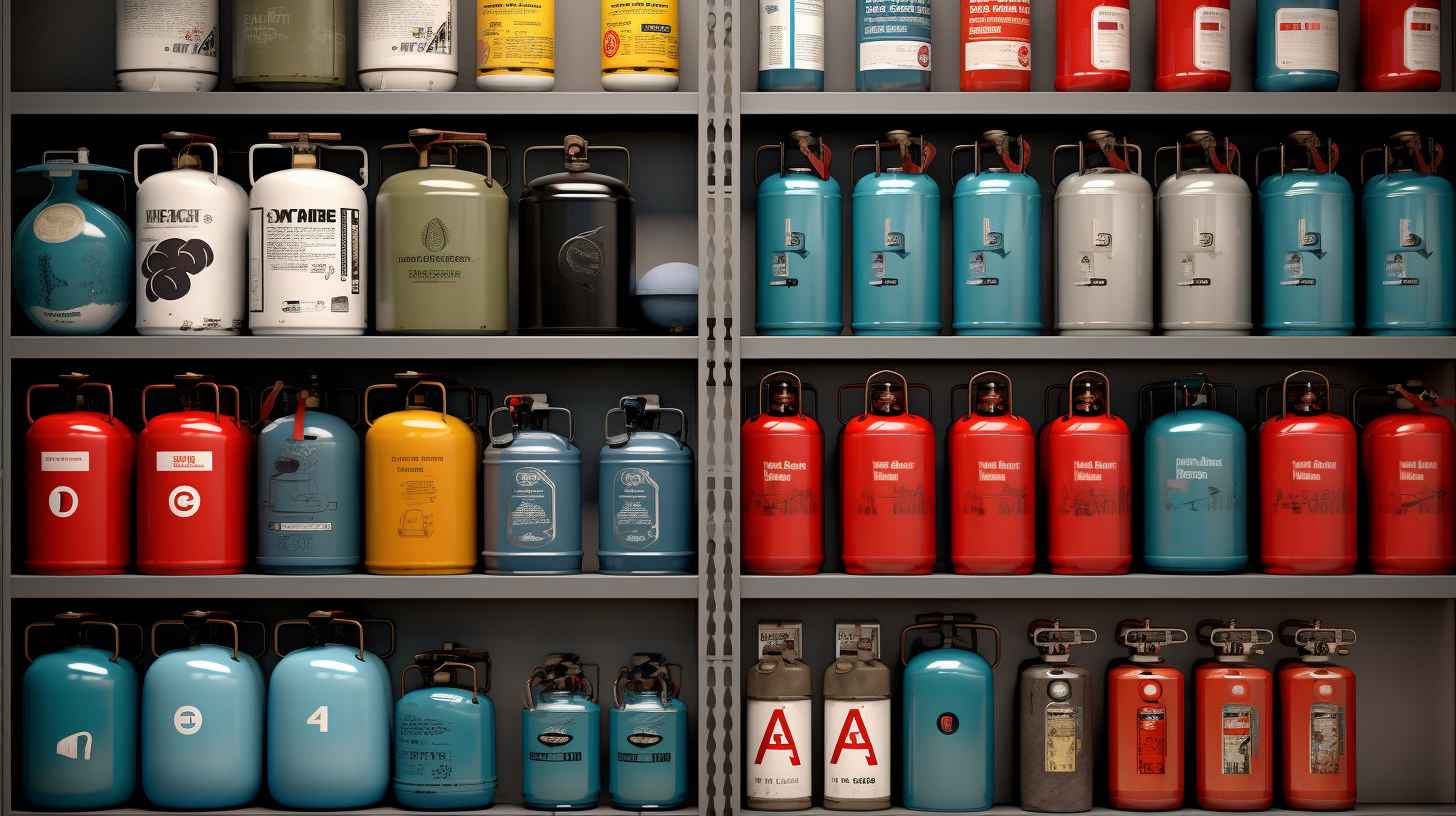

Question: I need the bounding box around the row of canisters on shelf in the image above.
[21,610,688,812]
[747,616,1357,813]
[12,131,696,337]
[742,369,1455,576]
[118,0,679,92]
[762,0,1441,93]
[23,372,694,576]
[756,129,1452,337]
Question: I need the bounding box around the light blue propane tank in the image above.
[852,131,941,336]
[267,612,393,810]
[13,149,133,335]
[1255,0,1341,92]
[21,613,138,810]
[610,654,689,810]
[600,395,695,574]
[256,378,362,574]
[142,613,265,809]
[394,645,497,810]
[483,394,583,574]
[523,654,602,810]
[756,132,844,336]
[856,0,932,91]
[900,613,1000,812]
[952,132,1042,336]
[1141,376,1248,573]
[1362,132,1455,336]
[1258,131,1355,336]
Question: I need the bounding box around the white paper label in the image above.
[748,700,812,801]
[1194,6,1231,72]
[357,0,455,71]
[155,451,214,472]
[41,451,91,472]
[1090,6,1131,71]
[1405,6,1441,72]
[116,0,218,72]
[1275,8,1338,72]
[966,40,1030,72]
[33,203,86,245]
[760,0,825,72]
[824,699,890,802]
[860,40,932,73]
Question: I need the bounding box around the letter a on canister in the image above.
[746,645,813,811]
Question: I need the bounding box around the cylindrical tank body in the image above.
[1358,386,1456,574]
[1042,372,1132,575]
[855,0,932,92]
[610,655,689,810]
[949,372,1035,574]
[601,0,680,91]
[1362,133,1454,336]
[742,374,825,575]
[1255,0,1340,91]
[1056,0,1131,91]
[599,396,695,575]
[358,0,456,91]
[394,648,497,810]
[953,133,1042,336]
[477,0,556,91]
[1277,621,1357,811]
[523,655,601,810]
[25,376,135,575]
[1107,622,1189,812]
[961,0,1031,91]
[822,649,891,811]
[483,396,583,574]
[757,134,843,336]
[759,0,826,91]
[1259,133,1355,336]
[852,133,940,336]
[1361,0,1441,91]
[1193,622,1275,812]
[116,0,218,91]
[840,373,936,574]
[1155,0,1231,91]
[900,615,999,812]
[746,650,813,811]
[1157,133,1252,335]
[233,0,346,89]
[1019,621,1097,814]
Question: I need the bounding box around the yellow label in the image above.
[477,0,556,76]
[601,0,680,75]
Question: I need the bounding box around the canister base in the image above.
[395,783,496,811]
[824,797,891,811]
[742,560,824,575]
[852,329,940,337]
[1283,794,1355,812]
[1373,559,1456,574]
[359,69,458,92]
[758,69,825,92]
[525,799,599,811]
[1263,563,1356,575]
[1196,793,1274,811]
[1057,329,1150,337]
[249,327,366,335]
[483,552,584,575]
[24,564,126,575]
[1369,328,1454,336]
[757,326,843,336]
[955,328,1040,336]
[1265,329,1353,336]
[235,81,346,91]
[1143,554,1248,574]
[256,564,358,575]
[602,73,680,91]
[600,552,694,575]
[477,73,556,91]
[365,566,475,575]
[614,800,687,811]
[379,328,509,336]
[746,798,813,811]
[137,565,245,575]
[117,71,218,92]
[1161,328,1251,336]
[137,328,240,336]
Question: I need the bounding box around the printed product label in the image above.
[1090,5,1131,72]
[1309,703,1344,774]
[1163,454,1233,513]
[752,456,817,517]
[1044,703,1080,773]
[835,622,881,658]
[33,204,86,245]
[155,451,214,472]
[508,466,558,546]
[963,2,1032,72]
[859,0,932,72]
[618,712,673,763]
[478,0,555,74]
[1221,704,1255,774]
[117,0,218,71]
[761,0,825,72]
[852,444,927,518]
[139,206,236,331]
[1136,705,1167,775]
[1405,6,1441,72]
[1194,6,1231,72]
[612,467,661,549]
[389,452,445,540]
[530,713,585,763]
[824,699,889,801]
[757,622,804,658]
[962,454,1029,516]
[40,451,90,472]
[748,700,811,801]
[249,207,362,318]
[1275,8,1338,72]
[359,0,454,70]
[859,41,932,73]
[602,0,680,73]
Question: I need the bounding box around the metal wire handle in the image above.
[26,377,116,424]
[24,617,130,663]
[249,140,370,188]
[1281,370,1332,419]
[273,614,396,662]
[134,139,221,187]
[149,615,266,662]
[523,141,632,187]
[402,660,483,704]
[967,370,1015,417]
[898,619,1002,669]
[142,376,223,424]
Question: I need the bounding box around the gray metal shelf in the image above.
[741,335,1456,360]
[9,574,699,600]
[7,335,699,360]
[9,91,700,117]
[9,808,698,816]
[739,574,1456,600]
[741,91,1456,117]
[742,808,1454,816]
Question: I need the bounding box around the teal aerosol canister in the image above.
[233,0,347,89]
[377,129,510,334]
[600,395,694,575]
[851,131,941,336]
[483,394,583,574]
[856,0,933,91]
[610,654,689,810]
[1360,131,1454,336]
[523,654,602,810]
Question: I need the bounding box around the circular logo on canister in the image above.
[603,30,621,58]
[937,712,959,734]
[33,203,86,244]
[559,226,606,283]
[628,732,662,747]
[538,731,573,746]
[48,485,79,518]
[173,705,202,735]
[168,485,201,518]
[917,45,931,68]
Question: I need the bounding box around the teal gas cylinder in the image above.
[483,394,583,574]
[852,131,941,336]
[756,132,844,336]
[1255,0,1341,91]
[610,654,689,810]
[856,0,932,91]
[395,645,497,810]
[952,131,1042,336]
[600,395,694,575]
[1361,132,1454,336]
[523,653,602,810]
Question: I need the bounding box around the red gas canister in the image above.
[1155,0,1232,91]
[1056,0,1132,91]
[1108,619,1189,811]
[961,0,1033,91]
[1258,370,1357,575]
[1278,620,1358,811]
[136,373,251,575]
[1361,0,1442,91]
[25,373,135,574]
[1042,371,1132,575]
[742,371,825,575]
[839,370,935,575]
[1194,620,1275,811]
[1353,382,1455,575]
[949,371,1034,574]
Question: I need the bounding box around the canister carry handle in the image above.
[523,138,632,187]
[1154,136,1241,186]
[949,370,1017,420]
[1138,376,1238,425]
[1349,383,1444,429]
[489,395,575,446]
[1195,619,1274,651]
[402,660,486,703]
[142,373,224,424]
[1116,618,1190,654]
[605,395,689,447]
[362,375,452,427]
[1052,136,1143,184]
[1028,619,1098,651]
[1255,136,1340,187]
[133,132,222,186]
[837,370,933,425]
[1043,370,1113,422]
[25,374,117,424]
[1278,619,1357,655]
[523,659,600,710]
[1280,370,1333,420]
[20,149,133,216]
[851,132,937,181]
[248,133,370,189]
[149,613,268,661]
[749,371,819,421]
[755,132,833,185]
[951,133,1030,184]
[612,658,682,708]
[380,130,512,189]
[24,614,143,663]
[1361,135,1446,184]
[272,612,396,662]
[898,616,1002,669]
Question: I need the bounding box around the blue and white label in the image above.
[858,1,932,72]
[613,467,661,549]
[508,466,558,546]
[760,0,824,72]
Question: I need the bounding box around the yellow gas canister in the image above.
[600,0,680,91]
[364,372,480,575]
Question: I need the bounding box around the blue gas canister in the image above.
[395,645,497,810]
[900,613,1001,812]
[756,132,844,336]
[1141,375,1248,573]
[1255,0,1340,92]
[523,653,602,810]
[856,0,933,91]
[256,376,362,574]
[22,613,139,810]
[483,394,583,574]
[610,654,689,810]
[1257,131,1355,336]
[13,149,133,335]
[600,395,695,574]
[268,612,394,810]
[852,131,941,336]
[142,613,266,809]
[1361,132,1454,336]
[951,131,1042,336]
[759,0,826,91]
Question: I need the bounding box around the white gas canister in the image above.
[822,647,891,811]
[358,0,458,91]
[745,650,813,811]
[115,0,219,92]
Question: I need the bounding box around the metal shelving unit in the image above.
[9,91,700,117]
[739,574,1456,600]
[742,91,1456,117]
[742,336,1456,360]
[7,336,700,360]
[8,574,700,601]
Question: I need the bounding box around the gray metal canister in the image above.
[822,641,891,811]
[1020,619,1098,813]
[233,0,347,90]
[746,647,813,811]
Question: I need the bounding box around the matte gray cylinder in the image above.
[1055,169,1154,336]
[1158,169,1253,335]
[1019,661,1094,813]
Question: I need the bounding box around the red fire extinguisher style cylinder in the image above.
[1353,383,1455,575]
[24,373,135,574]
[1259,370,1357,575]
[136,373,251,575]
[1361,0,1443,91]
[1194,620,1275,811]
[839,370,936,575]
[1108,619,1190,811]
[743,371,825,575]
[1155,0,1232,91]
[1042,370,1132,575]
[1057,0,1132,92]
[961,0,1033,91]
[949,371,1035,574]
[1278,620,1358,811]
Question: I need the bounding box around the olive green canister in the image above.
[233,0,347,89]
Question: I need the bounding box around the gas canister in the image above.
[756,132,843,336]
[855,0,932,91]
[116,0,218,91]
[477,0,556,90]
[1361,0,1442,91]
[1255,0,1340,91]
[1019,620,1098,813]
[851,132,940,336]
[1360,132,1454,336]
[233,0,346,89]
[395,645,497,810]
[523,654,602,810]
[1193,620,1275,811]
[822,630,890,811]
[1042,371,1132,575]
[746,645,813,811]
[600,0,680,91]
[961,1,1032,91]
[949,371,1035,575]
[601,395,694,575]
[484,394,583,574]
[1107,619,1189,811]
[1277,620,1358,811]
[611,654,689,810]
[1056,0,1132,91]
[357,0,456,91]
[1155,0,1232,91]
[743,372,824,575]
[759,0,826,91]
[951,131,1042,336]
